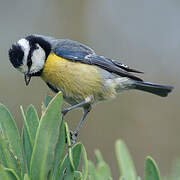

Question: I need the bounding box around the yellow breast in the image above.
[41,53,114,104]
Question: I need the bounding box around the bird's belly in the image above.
[41,53,116,105]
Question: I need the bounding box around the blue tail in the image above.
[134,81,173,97]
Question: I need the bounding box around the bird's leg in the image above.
[70,105,92,145]
[62,101,86,119]
[61,95,94,119]
[62,95,94,145]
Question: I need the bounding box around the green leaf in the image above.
[64,173,75,180]
[26,105,39,142]
[56,155,73,180]
[65,122,75,170]
[119,177,125,180]
[74,171,83,180]
[115,140,137,180]
[94,150,112,180]
[21,106,33,174]
[57,143,83,180]
[95,150,104,163]
[0,133,21,178]
[20,106,33,147]
[30,92,63,180]
[0,164,18,180]
[0,104,24,177]
[63,170,83,180]
[88,161,96,180]
[41,95,53,113]
[24,173,30,180]
[45,95,53,108]
[51,120,66,179]
[81,144,88,180]
[145,156,161,180]
[61,171,83,180]
[73,143,82,170]
[4,168,20,180]
[22,126,32,174]
[21,105,39,173]
[21,106,34,173]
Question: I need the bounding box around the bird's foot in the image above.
[69,130,78,146]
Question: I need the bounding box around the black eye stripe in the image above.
[27,60,32,67]
[27,43,39,68]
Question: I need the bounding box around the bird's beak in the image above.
[24,73,31,86]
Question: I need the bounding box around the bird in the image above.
[8,34,173,143]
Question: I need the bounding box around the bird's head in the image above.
[8,35,51,85]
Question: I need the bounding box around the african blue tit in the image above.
[8,34,173,142]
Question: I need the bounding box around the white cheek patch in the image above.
[30,44,45,73]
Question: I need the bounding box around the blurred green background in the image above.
[0,0,179,178]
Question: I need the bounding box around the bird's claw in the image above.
[69,130,78,145]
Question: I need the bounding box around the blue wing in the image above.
[53,40,143,81]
